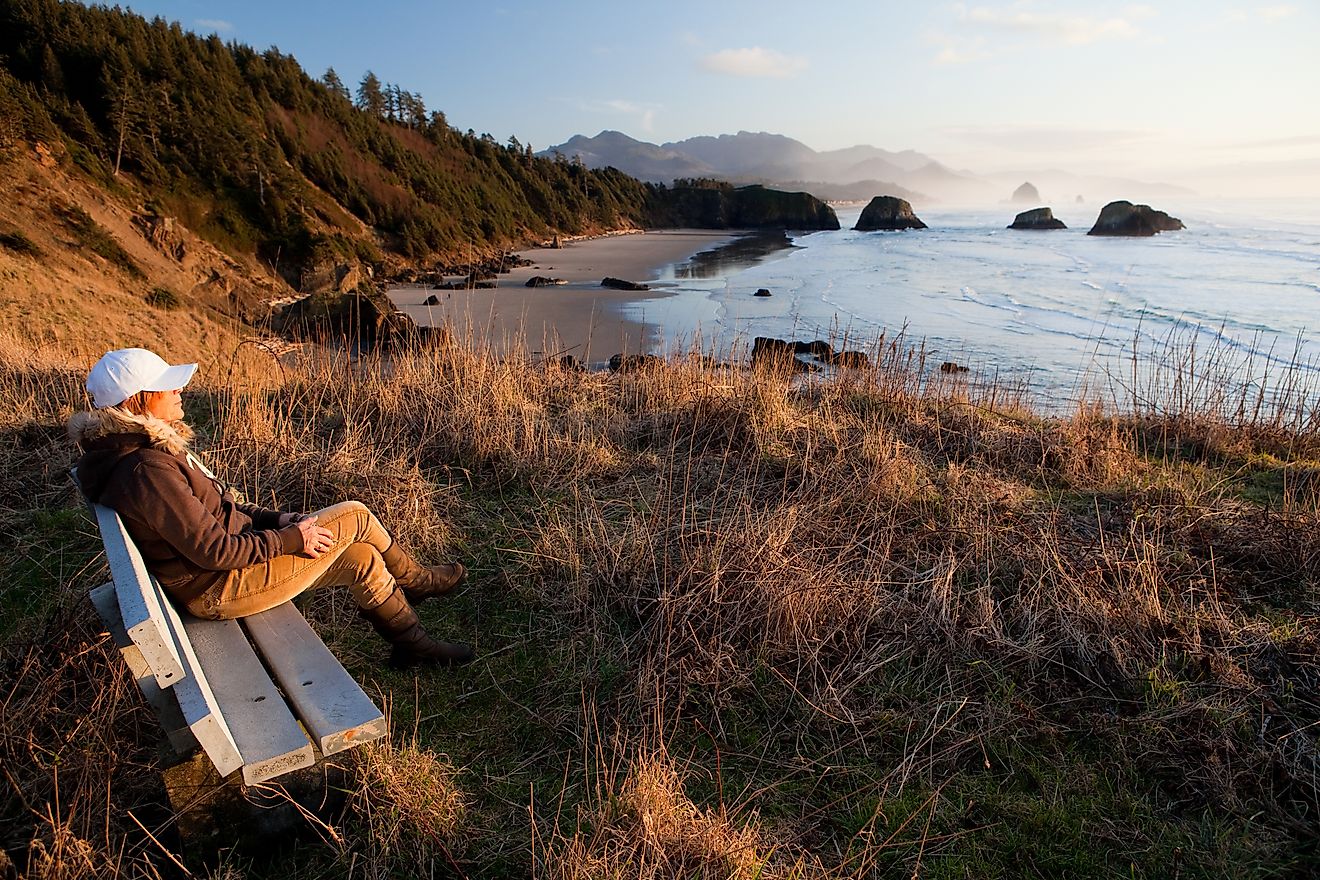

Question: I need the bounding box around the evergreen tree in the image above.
[321,66,348,100]
[356,70,384,117]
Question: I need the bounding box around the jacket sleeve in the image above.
[130,460,304,570]
[235,501,284,530]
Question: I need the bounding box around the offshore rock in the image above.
[1009,207,1066,230]
[1011,182,1041,203]
[526,276,568,287]
[1087,201,1185,237]
[854,196,927,231]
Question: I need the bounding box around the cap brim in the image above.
[141,362,197,392]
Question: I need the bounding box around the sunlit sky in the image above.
[116,0,1320,197]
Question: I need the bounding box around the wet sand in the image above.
[388,230,743,363]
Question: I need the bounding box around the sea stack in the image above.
[1011,182,1041,204]
[854,196,927,231]
[1009,207,1066,230]
[1087,201,1185,236]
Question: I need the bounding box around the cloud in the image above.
[602,99,656,133]
[1224,133,1320,150]
[568,98,660,134]
[699,47,808,79]
[942,125,1155,153]
[194,18,234,32]
[955,3,1153,46]
[1258,5,1298,21]
[930,32,992,65]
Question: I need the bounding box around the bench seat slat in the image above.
[243,604,387,755]
[93,504,185,689]
[177,609,316,784]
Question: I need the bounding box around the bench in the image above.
[84,496,388,785]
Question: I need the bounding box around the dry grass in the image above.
[1,327,1317,877]
[339,733,468,877]
[540,744,816,880]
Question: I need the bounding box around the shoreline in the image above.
[388,230,746,362]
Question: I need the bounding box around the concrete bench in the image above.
[85,498,388,785]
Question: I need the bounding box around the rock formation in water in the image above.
[1009,207,1067,230]
[853,196,927,231]
[1087,201,1185,237]
[651,184,840,230]
[1011,182,1041,203]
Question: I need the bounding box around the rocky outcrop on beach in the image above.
[854,196,927,231]
[753,288,772,297]
[526,276,568,287]
[648,184,839,231]
[609,353,663,373]
[602,277,650,291]
[1011,182,1041,204]
[1087,201,1185,237]
[751,337,870,371]
[1009,207,1066,230]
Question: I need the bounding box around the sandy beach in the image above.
[388,230,743,362]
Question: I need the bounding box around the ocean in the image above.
[625,200,1320,410]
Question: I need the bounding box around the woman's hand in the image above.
[294,516,336,558]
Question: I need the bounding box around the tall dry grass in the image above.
[1,325,1316,876]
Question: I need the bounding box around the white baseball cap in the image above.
[87,348,198,408]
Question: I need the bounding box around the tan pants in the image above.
[185,501,398,619]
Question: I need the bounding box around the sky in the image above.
[114,1,1320,197]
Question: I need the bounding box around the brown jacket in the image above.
[69,408,303,604]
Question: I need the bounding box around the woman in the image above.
[69,347,473,669]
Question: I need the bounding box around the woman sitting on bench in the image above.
[69,347,473,669]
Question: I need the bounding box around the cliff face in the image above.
[648,184,839,230]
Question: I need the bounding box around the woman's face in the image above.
[142,388,185,421]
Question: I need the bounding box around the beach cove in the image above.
[386,229,785,363]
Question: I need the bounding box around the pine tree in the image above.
[356,70,384,118]
[321,67,349,100]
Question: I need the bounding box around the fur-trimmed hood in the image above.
[67,407,194,455]
[69,408,196,502]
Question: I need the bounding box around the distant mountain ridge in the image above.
[543,130,1194,205]
[542,130,981,202]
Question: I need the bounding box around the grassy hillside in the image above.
[1,330,1316,877]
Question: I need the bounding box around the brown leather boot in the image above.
[380,540,466,604]
[361,589,474,669]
